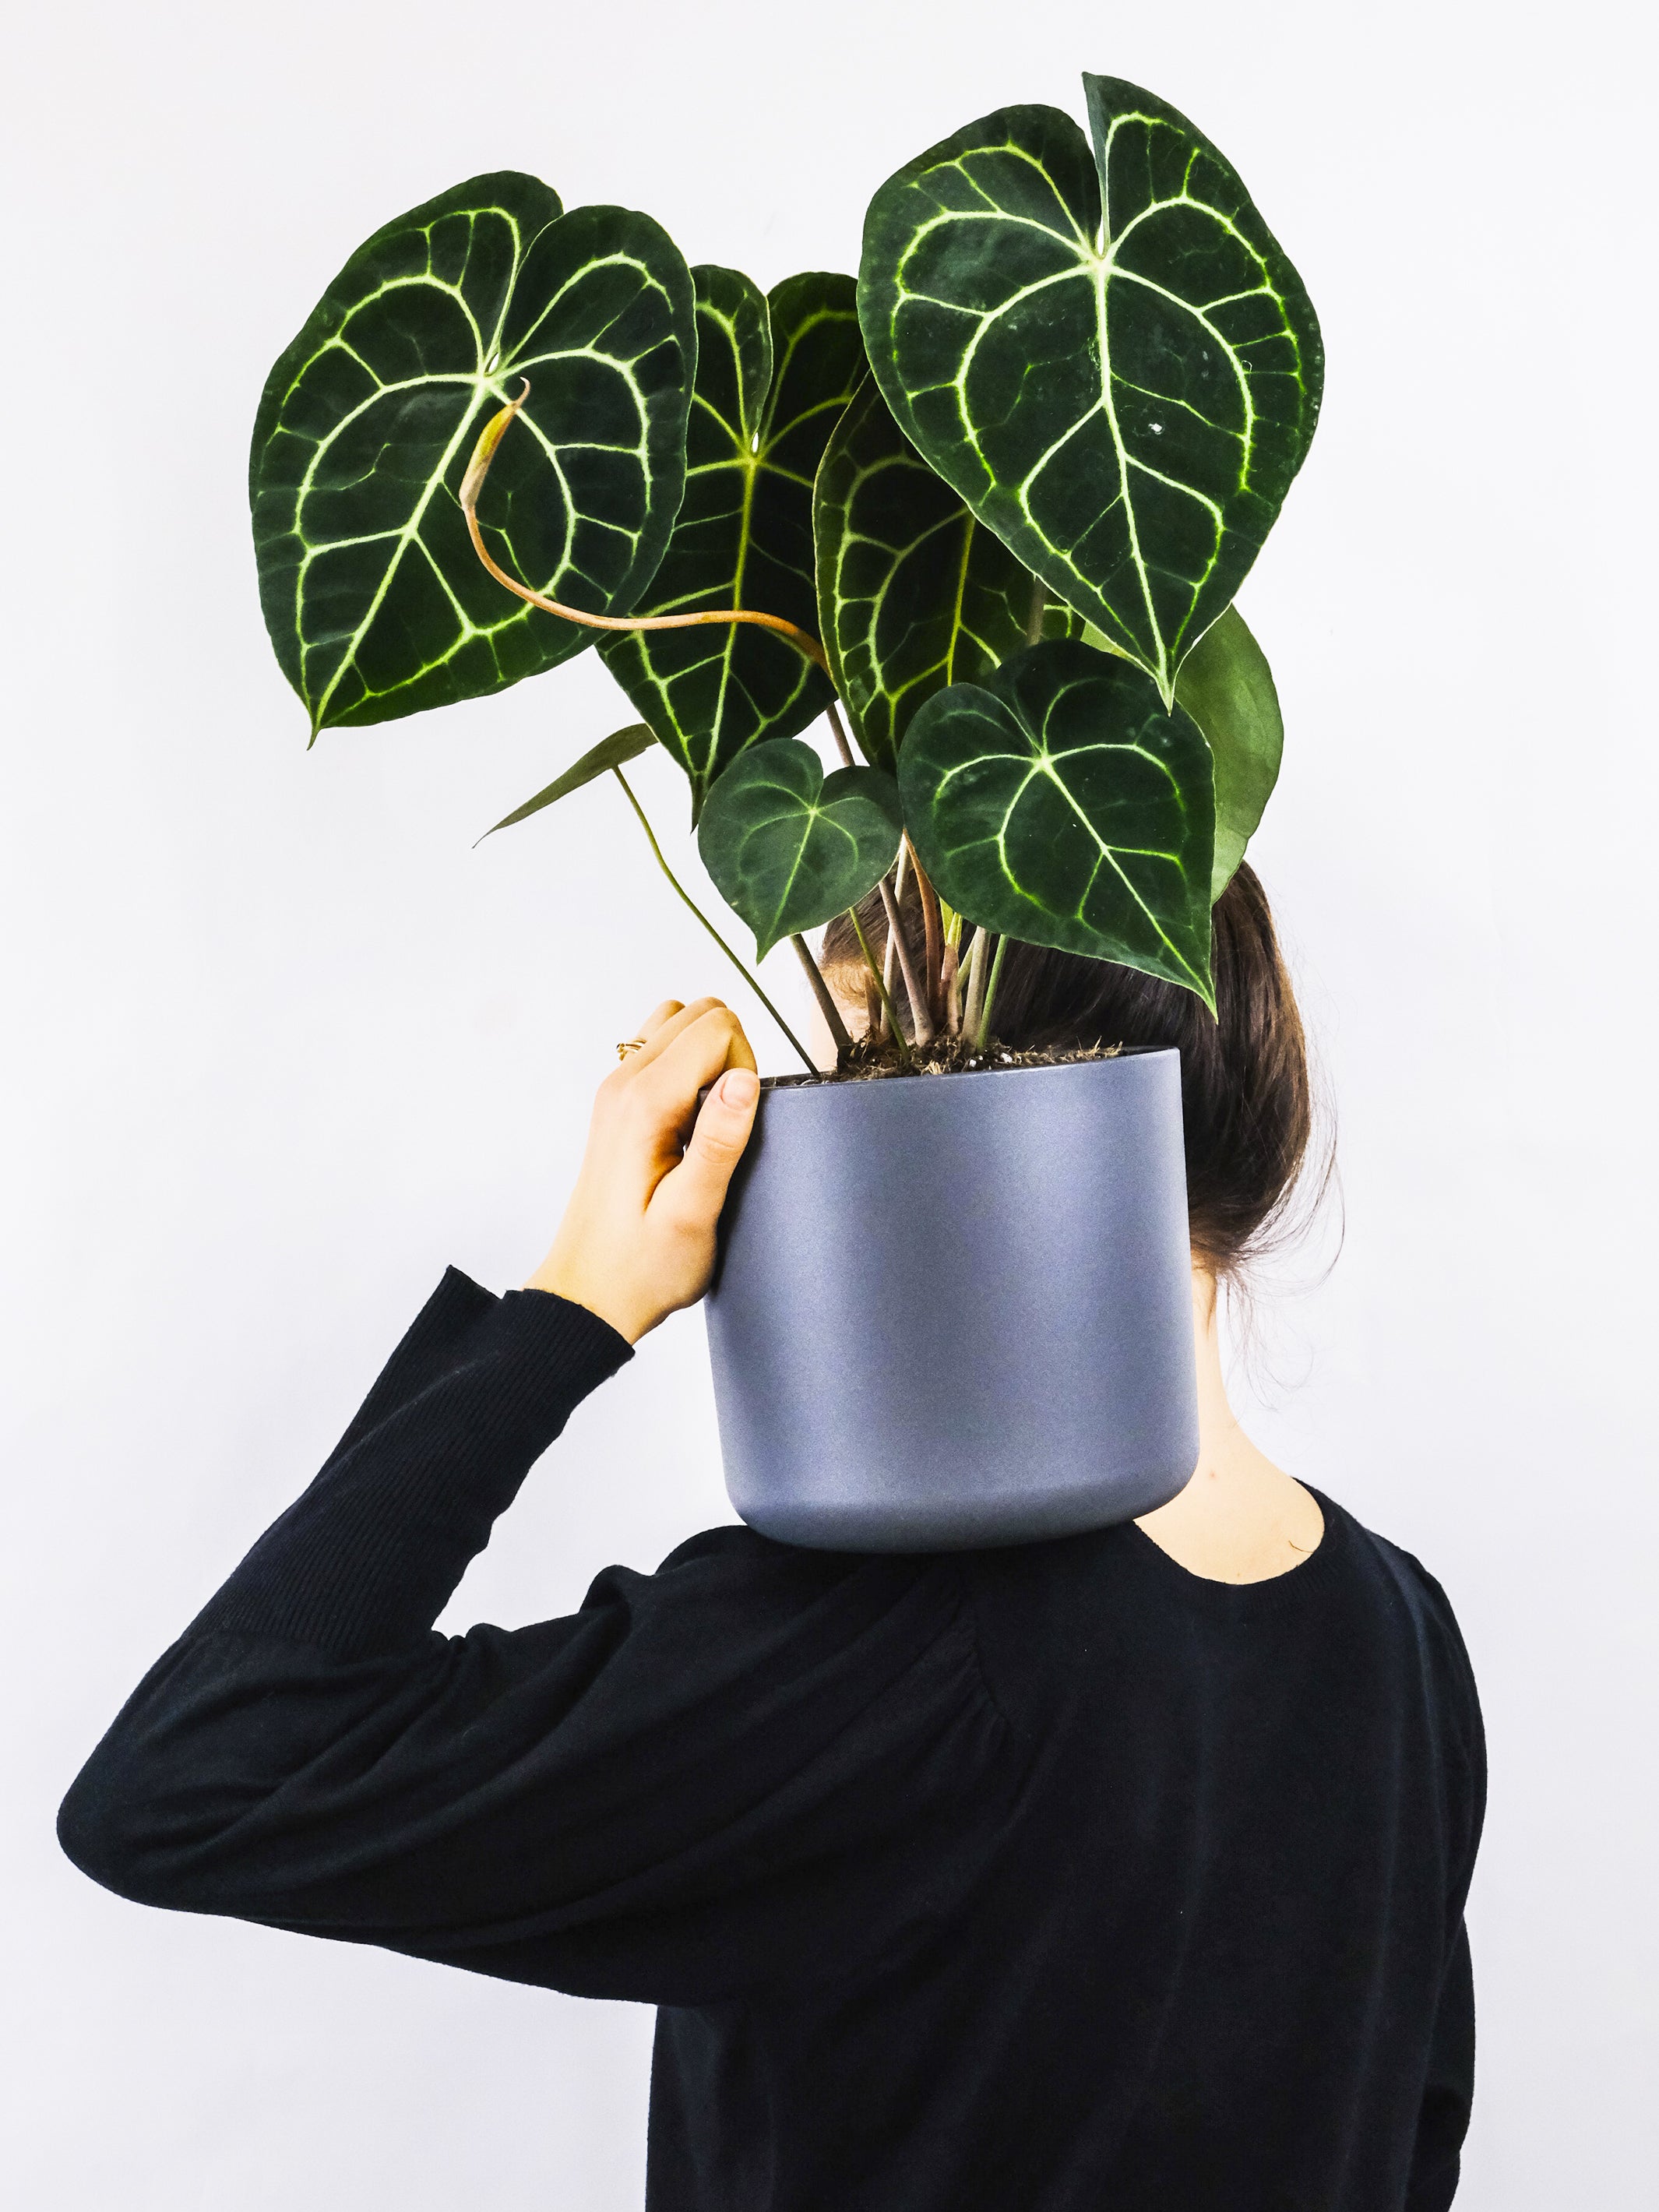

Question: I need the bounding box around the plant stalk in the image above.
[974,933,1009,1049]
[611,767,818,1076]
[465,386,830,673]
[907,840,945,1024]
[877,847,934,1046]
[848,906,910,1058]
[792,935,851,1057]
[824,696,858,769]
[960,925,989,1041]
[941,939,960,1030]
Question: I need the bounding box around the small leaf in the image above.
[601,269,866,810]
[815,377,1091,770]
[697,740,903,960]
[250,173,696,737]
[900,639,1215,1005]
[477,724,654,842]
[1172,608,1283,900]
[859,77,1322,703]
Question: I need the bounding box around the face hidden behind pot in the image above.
[819,864,1322,1282]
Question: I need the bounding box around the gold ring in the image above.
[615,1037,647,1060]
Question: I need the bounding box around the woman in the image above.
[59,865,1484,2210]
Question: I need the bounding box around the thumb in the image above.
[660,1066,760,1226]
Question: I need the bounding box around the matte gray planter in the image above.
[705,1048,1199,1552]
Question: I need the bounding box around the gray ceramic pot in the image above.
[704,1047,1199,1551]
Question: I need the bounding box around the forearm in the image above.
[190,1269,631,1658]
[57,1266,631,1914]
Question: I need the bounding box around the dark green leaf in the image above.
[899,639,1215,1004]
[815,377,1087,771]
[697,739,903,960]
[477,723,654,841]
[1171,608,1283,900]
[858,76,1322,703]
[600,269,865,811]
[251,172,696,737]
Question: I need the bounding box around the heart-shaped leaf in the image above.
[697,739,903,960]
[859,76,1322,703]
[477,723,654,842]
[600,269,865,811]
[251,172,696,737]
[815,377,1086,773]
[1171,608,1283,899]
[900,639,1215,1004]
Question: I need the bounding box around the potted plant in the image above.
[249,72,1320,1548]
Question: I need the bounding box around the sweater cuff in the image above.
[487,1284,637,1444]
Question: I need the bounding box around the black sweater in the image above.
[60,1269,1485,2212]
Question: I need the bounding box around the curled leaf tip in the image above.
[459,382,531,512]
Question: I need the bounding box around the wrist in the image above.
[523,1255,650,1344]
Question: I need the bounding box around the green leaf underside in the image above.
[858,76,1322,703]
[900,639,1215,1003]
[480,723,654,840]
[600,269,866,810]
[696,739,903,960]
[1171,608,1283,900]
[250,172,696,735]
[815,378,1083,773]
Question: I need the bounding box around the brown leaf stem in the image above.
[462,384,830,673]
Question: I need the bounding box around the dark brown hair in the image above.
[821,863,1323,1281]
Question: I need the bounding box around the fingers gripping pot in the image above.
[704,1049,1199,1551]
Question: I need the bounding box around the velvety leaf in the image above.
[697,739,903,960]
[900,639,1215,1004]
[1171,608,1283,899]
[250,172,696,736]
[815,377,1087,772]
[859,76,1322,704]
[477,723,654,841]
[600,269,865,811]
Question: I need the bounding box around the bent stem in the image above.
[848,905,911,1059]
[463,387,830,672]
[792,935,851,1058]
[611,767,817,1076]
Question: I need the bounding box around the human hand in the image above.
[525,999,760,1342]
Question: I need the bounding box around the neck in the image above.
[1133,1267,1325,1583]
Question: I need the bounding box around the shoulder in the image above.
[1323,1499,1484,1752]
[609,1522,976,1667]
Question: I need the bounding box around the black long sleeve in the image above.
[59,1270,1014,2006]
[62,1270,1484,2210]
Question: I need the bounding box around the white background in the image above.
[5,1,1654,2203]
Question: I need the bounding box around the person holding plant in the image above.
[59,864,1482,2211]
[59,72,1483,2210]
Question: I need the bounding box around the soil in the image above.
[815,1035,1125,1084]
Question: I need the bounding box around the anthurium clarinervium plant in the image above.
[251,74,1321,1073]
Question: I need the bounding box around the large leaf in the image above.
[900,639,1215,1004]
[696,739,903,960]
[478,723,654,841]
[1171,608,1283,899]
[859,76,1322,704]
[251,172,696,737]
[815,377,1085,773]
[599,269,865,811]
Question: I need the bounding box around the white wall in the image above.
[4,2,1654,2203]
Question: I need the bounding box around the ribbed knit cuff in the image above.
[192,1272,633,1656]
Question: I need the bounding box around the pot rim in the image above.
[757,1041,1178,1098]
